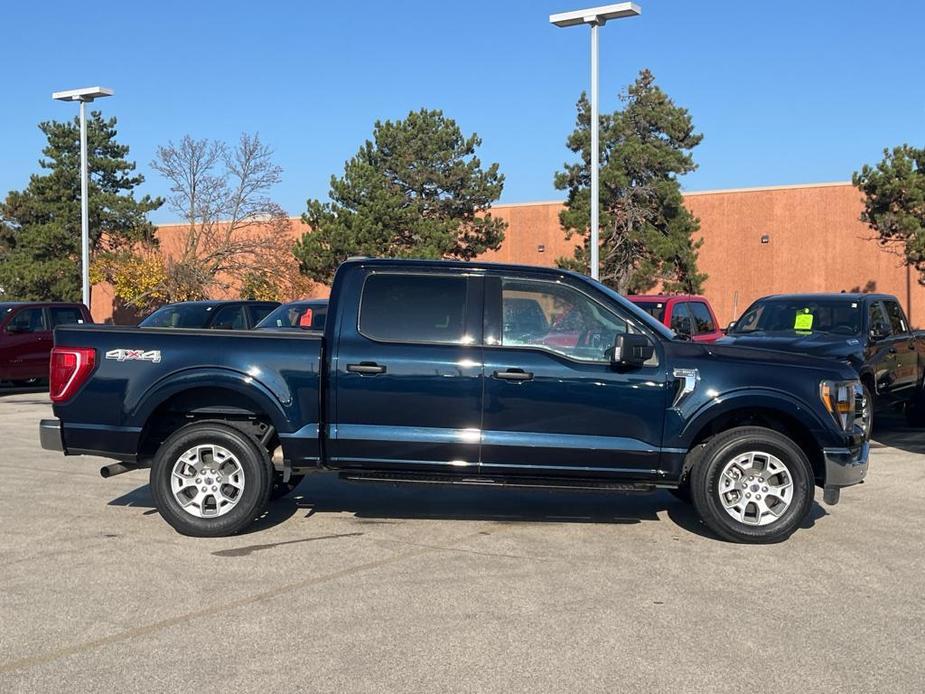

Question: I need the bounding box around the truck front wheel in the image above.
[150,422,273,537]
[690,426,814,543]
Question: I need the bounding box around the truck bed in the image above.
[52,324,323,465]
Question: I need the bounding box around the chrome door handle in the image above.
[493,369,534,382]
[346,362,386,375]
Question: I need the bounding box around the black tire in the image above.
[270,472,305,500]
[150,422,272,537]
[690,426,815,544]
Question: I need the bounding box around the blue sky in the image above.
[1,0,923,223]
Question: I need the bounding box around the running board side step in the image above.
[338,470,656,492]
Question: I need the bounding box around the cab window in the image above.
[211,305,247,330]
[6,307,46,333]
[499,278,627,363]
[689,302,716,334]
[883,300,909,335]
[359,274,469,344]
[670,302,694,337]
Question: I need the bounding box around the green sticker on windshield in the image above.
[794,310,814,331]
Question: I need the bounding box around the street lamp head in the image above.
[549,2,641,27]
[52,86,114,103]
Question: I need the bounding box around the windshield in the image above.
[140,304,215,328]
[255,302,327,330]
[731,298,862,336]
[592,282,676,340]
[632,301,666,323]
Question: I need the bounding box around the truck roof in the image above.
[755,292,896,302]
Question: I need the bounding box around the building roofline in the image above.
[152,181,857,226]
[682,181,853,197]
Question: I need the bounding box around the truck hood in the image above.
[717,332,863,361]
[697,341,859,380]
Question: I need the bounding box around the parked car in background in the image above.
[138,301,280,330]
[628,295,724,343]
[720,293,925,428]
[0,302,92,385]
[40,259,869,543]
[255,299,328,331]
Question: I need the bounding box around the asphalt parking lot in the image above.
[1,389,923,693]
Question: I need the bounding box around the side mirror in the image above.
[612,333,655,369]
[869,324,889,341]
[724,321,736,334]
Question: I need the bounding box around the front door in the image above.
[3,307,51,380]
[480,273,669,480]
[328,269,484,473]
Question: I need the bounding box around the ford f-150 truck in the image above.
[721,292,925,429]
[40,259,870,543]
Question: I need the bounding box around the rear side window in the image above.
[883,301,909,335]
[50,307,85,327]
[248,304,276,326]
[689,302,716,334]
[360,274,468,344]
[211,305,247,330]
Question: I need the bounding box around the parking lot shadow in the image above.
[108,472,830,541]
[0,383,48,400]
[871,413,925,455]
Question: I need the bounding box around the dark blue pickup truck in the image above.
[40,259,870,543]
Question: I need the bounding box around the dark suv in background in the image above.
[0,302,92,385]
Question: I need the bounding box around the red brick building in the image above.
[91,181,923,327]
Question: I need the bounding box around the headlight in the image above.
[820,379,865,433]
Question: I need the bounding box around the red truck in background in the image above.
[0,302,92,385]
[627,295,723,343]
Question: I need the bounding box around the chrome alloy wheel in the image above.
[717,451,793,526]
[170,444,245,518]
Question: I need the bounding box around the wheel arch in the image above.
[133,371,289,461]
[678,396,830,484]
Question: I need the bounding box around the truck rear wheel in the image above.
[150,422,272,537]
[690,426,814,543]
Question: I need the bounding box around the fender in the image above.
[668,386,839,450]
[128,367,295,435]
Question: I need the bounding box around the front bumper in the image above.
[821,441,869,505]
[39,418,64,453]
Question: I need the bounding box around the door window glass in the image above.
[359,274,468,344]
[211,305,247,330]
[500,278,626,362]
[248,304,276,326]
[689,302,716,334]
[50,307,84,327]
[670,302,694,337]
[7,308,46,333]
[883,301,909,335]
[868,302,891,337]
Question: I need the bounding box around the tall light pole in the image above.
[550,3,640,281]
[52,86,113,308]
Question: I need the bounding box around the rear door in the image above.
[881,299,918,399]
[327,269,484,473]
[480,271,668,479]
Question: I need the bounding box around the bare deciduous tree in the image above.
[150,132,294,300]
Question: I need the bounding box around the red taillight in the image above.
[50,347,96,403]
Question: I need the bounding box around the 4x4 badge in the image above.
[105,349,162,364]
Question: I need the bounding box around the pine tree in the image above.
[0,113,161,301]
[555,69,706,294]
[853,145,925,280]
[295,109,506,284]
